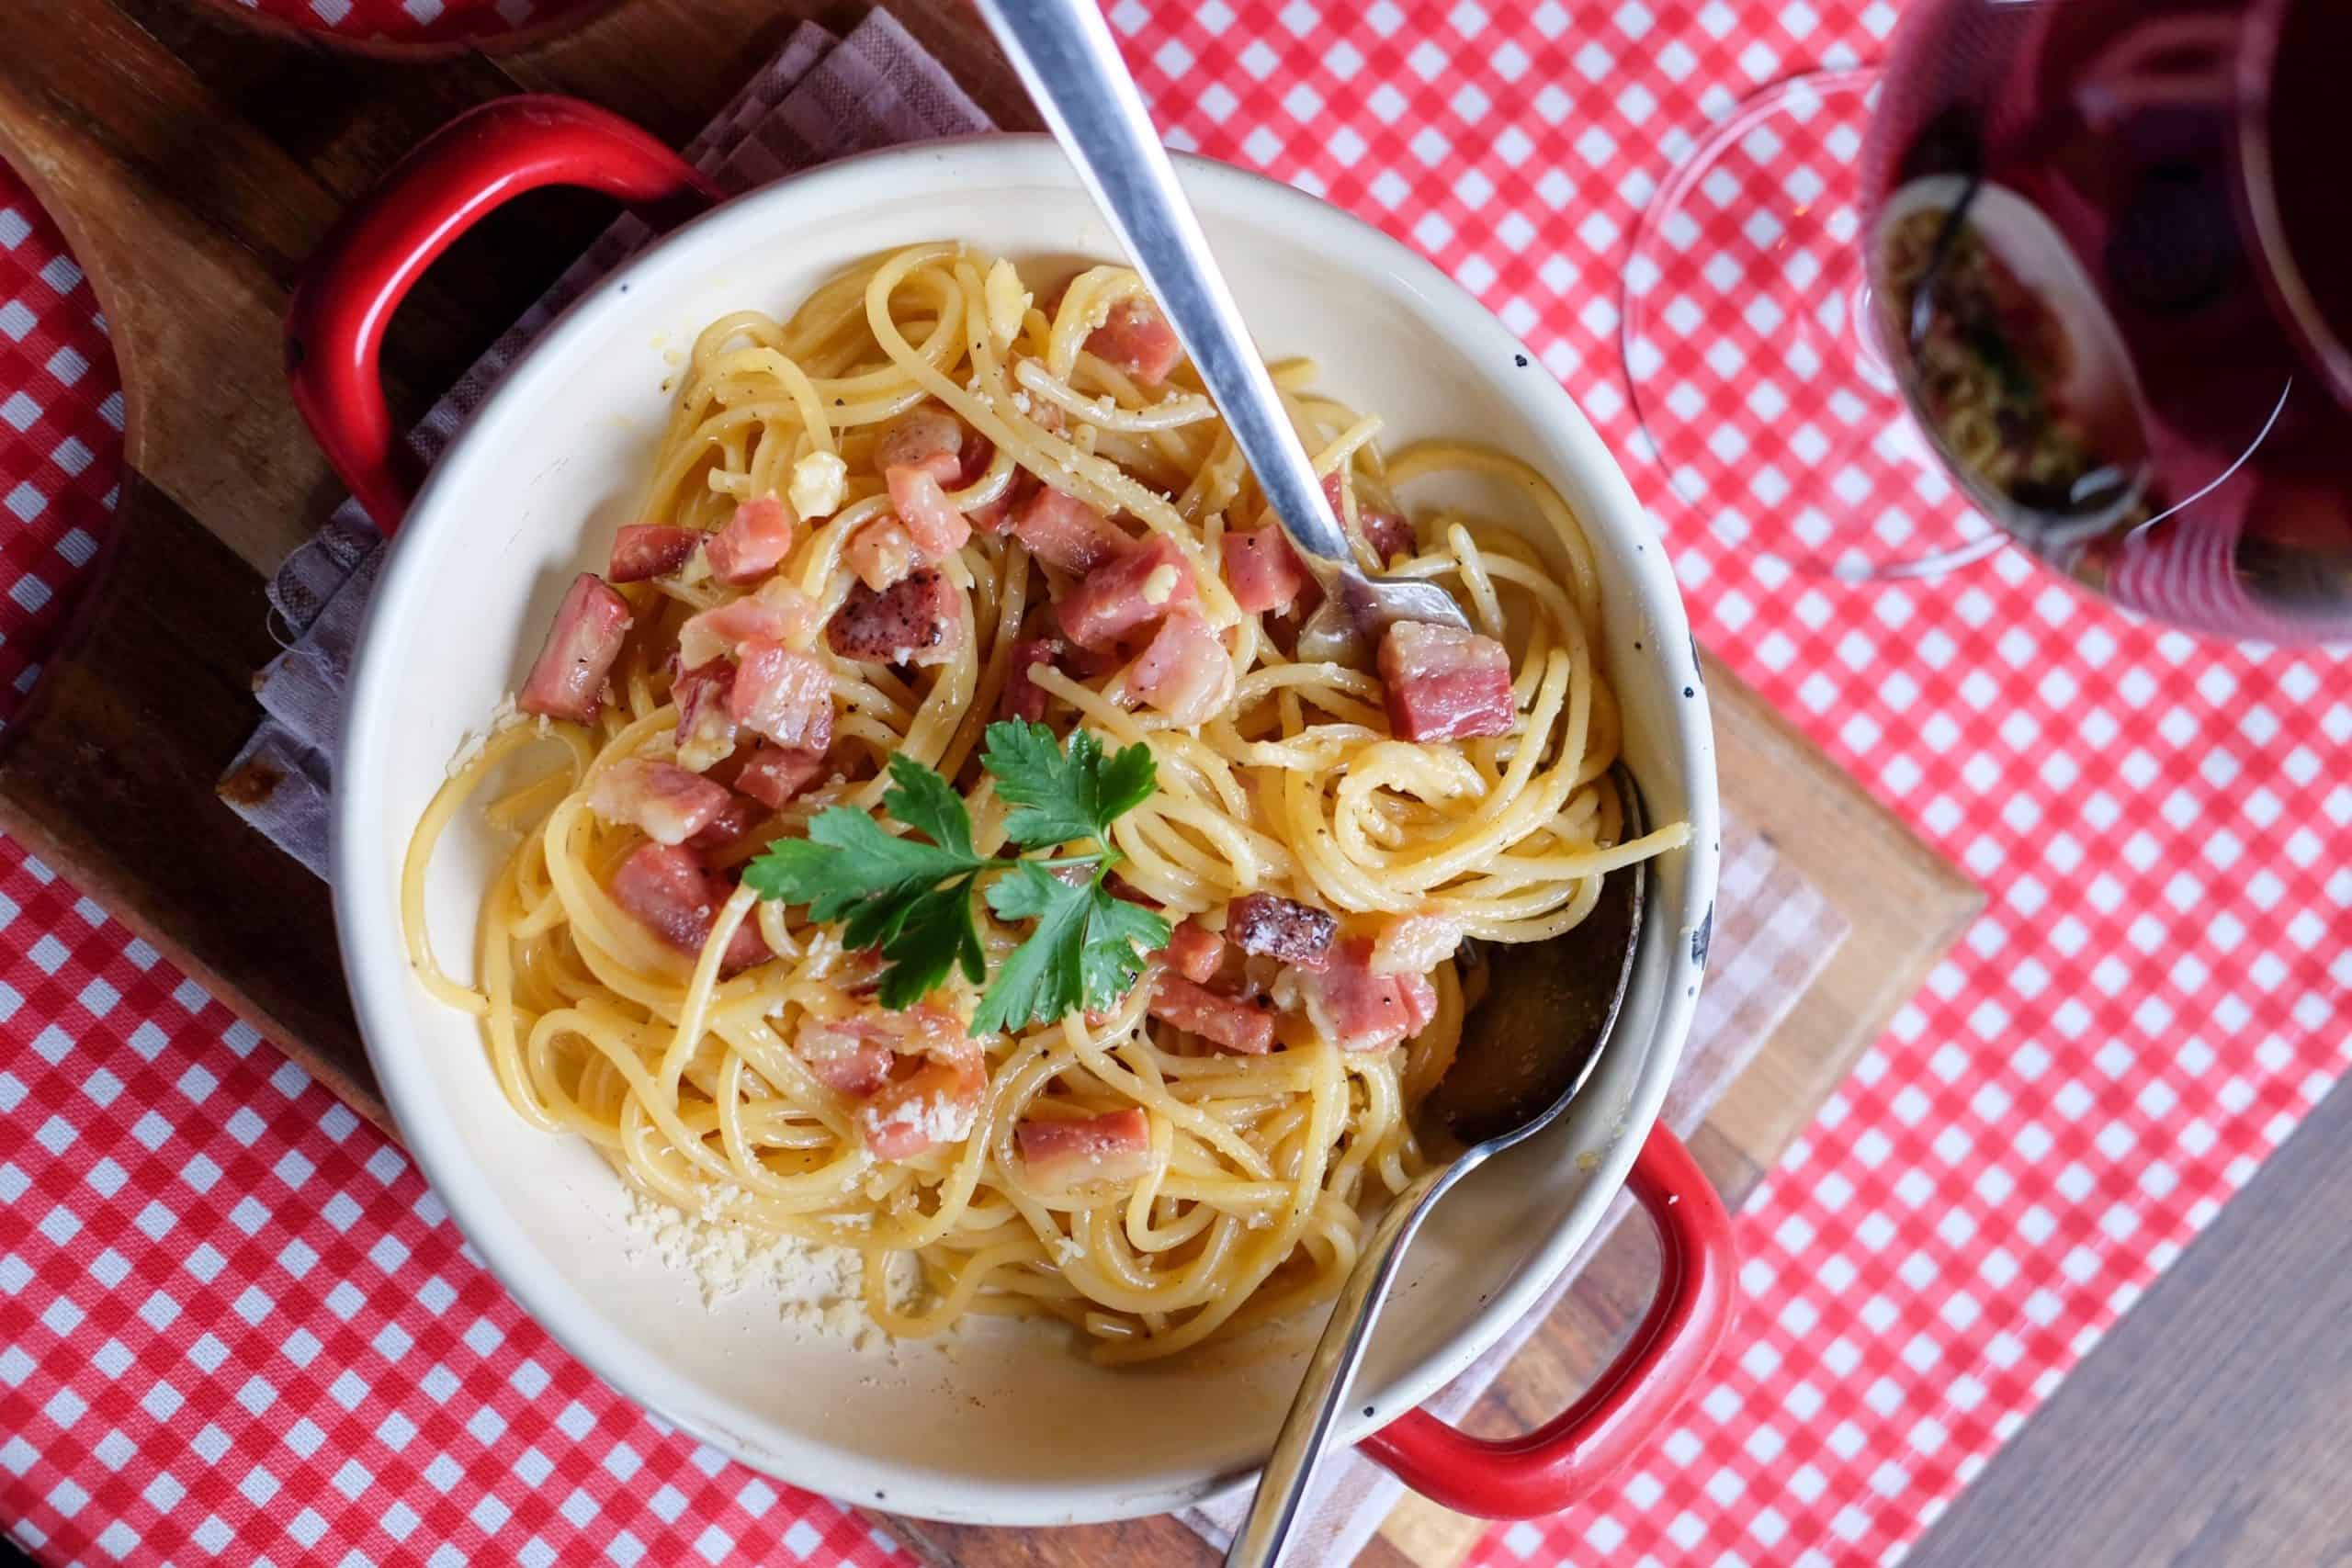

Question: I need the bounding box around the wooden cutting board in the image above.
[0,2,1982,1562]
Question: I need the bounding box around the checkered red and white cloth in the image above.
[4,4,2348,1567]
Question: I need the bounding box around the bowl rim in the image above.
[332,133,1722,1524]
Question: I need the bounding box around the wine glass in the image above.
[1621,0,2352,645]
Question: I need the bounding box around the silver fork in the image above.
[973,0,1473,656]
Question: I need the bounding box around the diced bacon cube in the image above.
[676,578,820,670]
[1149,972,1276,1054]
[518,572,632,724]
[886,466,973,561]
[608,525,700,582]
[1085,299,1184,386]
[858,1044,985,1161]
[1378,621,1516,742]
[684,795,760,855]
[729,639,834,750]
[1302,936,1438,1052]
[1126,610,1228,724]
[955,426,997,489]
[826,568,965,667]
[1369,913,1464,976]
[733,741,827,809]
[1057,536,1196,649]
[1320,472,1417,565]
[966,468,1035,536]
[1226,893,1337,969]
[1010,485,1132,574]
[606,842,769,976]
[1222,526,1311,614]
[671,657,739,773]
[587,757,733,846]
[1017,1109,1154,1192]
[1165,919,1226,985]
[846,517,920,592]
[794,1020,896,1097]
[999,634,1068,722]
[872,403,966,481]
[705,498,794,585]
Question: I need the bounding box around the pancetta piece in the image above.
[670,657,739,773]
[732,740,827,809]
[1017,1110,1154,1192]
[1301,936,1439,1051]
[1163,919,1227,985]
[858,1040,986,1161]
[608,525,699,582]
[999,633,1069,722]
[728,639,834,751]
[1125,610,1228,724]
[1084,299,1184,386]
[606,841,770,976]
[675,578,821,670]
[1148,972,1275,1055]
[1377,621,1516,742]
[826,569,965,667]
[845,517,921,592]
[1010,484,1132,574]
[704,497,794,585]
[1057,536,1196,649]
[1321,472,1416,564]
[1221,525,1311,614]
[1225,892,1337,970]
[518,573,632,725]
[587,758,733,847]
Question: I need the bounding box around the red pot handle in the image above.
[1361,1123,1737,1518]
[285,96,719,536]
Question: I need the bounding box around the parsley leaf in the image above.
[983,721,1159,850]
[872,878,987,1010]
[881,751,974,862]
[1083,894,1171,1012]
[972,863,1093,1035]
[741,810,974,925]
[742,725,1169,1032]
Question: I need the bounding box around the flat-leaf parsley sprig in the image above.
[742,721,1171,1034]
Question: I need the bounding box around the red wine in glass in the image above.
[1624,0,2351,645]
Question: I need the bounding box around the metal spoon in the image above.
[1222,765,1652,1568]
[971,0,1472,657]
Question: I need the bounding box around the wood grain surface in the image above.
[0,3,1982,1562]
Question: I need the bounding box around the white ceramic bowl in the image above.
[331,132,1721,1525]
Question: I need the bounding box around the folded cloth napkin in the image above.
[219,18,1850,1555]
[221,13,989,874]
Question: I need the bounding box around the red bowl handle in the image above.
[285,96,719,535]
[1360,1123,1737,1517]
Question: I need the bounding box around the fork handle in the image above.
[968,0,1355,573]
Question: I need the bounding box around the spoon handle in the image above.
[1223,1156,1472,1568]
[969,0,1356,571]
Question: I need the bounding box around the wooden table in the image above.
[0,1,1981,1562]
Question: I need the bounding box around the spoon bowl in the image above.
[1222,765,1652,1567]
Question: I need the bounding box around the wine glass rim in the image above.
[2234,0,2352,408]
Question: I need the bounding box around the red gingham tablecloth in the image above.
[4,3,2348,1563]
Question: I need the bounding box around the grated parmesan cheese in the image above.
[1140,563,1181,606]
[619,1187,923,1353]
[445,694,522,779]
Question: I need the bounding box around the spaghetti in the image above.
[404,243,1687,1362]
